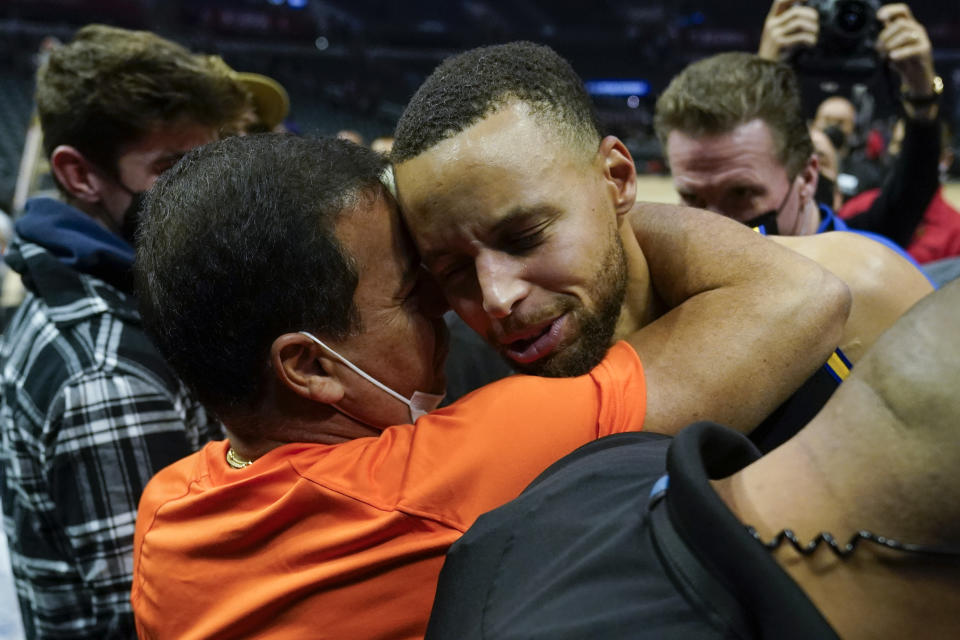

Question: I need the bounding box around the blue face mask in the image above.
[299,331,445,424]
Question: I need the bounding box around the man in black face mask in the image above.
[0,24,248,639]
[654,50,934,449]
[656,56,932,247]
[655,51,844,237]
[658,0,941,242]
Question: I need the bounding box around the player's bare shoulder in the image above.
[771,231,933,362]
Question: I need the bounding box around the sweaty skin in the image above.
[769,232,932,363]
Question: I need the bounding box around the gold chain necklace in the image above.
[226,446,254,469]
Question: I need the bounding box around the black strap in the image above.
[648,495,754,639]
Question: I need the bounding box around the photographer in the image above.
[759,1,942,249]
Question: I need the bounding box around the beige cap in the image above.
[236,72,290,130]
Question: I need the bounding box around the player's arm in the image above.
[626,202,851,436]
[771,231,933,363]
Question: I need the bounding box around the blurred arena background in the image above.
[0,0,958,210]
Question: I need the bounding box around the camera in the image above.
[792,0,882,77]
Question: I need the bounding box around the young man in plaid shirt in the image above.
[0,25,247,638]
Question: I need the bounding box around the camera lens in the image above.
[836,1,867,33]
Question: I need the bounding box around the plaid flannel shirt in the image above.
[0,237,222,639]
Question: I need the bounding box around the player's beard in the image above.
[506,232,627,378]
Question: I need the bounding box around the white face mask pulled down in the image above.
[299,331,445,424]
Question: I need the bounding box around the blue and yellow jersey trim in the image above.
[750,345,854,452]
[824,348,852,384]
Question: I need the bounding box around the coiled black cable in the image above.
[745,526,960,558]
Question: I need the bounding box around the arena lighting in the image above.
[287,0,307,8]
[315,36,329,50]
[584,79,650,97]
[626,95,641,109]
[676,11,707,27]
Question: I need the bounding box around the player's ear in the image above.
[270,333,345,405]
[598,136,637,218]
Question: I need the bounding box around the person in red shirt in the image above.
[841,121,960,264]
[130,134,846,639]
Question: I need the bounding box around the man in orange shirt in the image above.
[130,135,846,638]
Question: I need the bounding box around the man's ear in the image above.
[598,136,637,218]
[49,145,106,204]
[798,153,819,209]
[270,333,345,404]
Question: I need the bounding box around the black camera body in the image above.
[792,0,883,77]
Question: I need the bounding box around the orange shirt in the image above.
[131,341,646,639]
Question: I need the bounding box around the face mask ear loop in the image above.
[767,177,800,235]
[782,175,809,236]
[298,331,412,407]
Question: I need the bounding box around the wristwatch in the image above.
[901,75,944,106]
